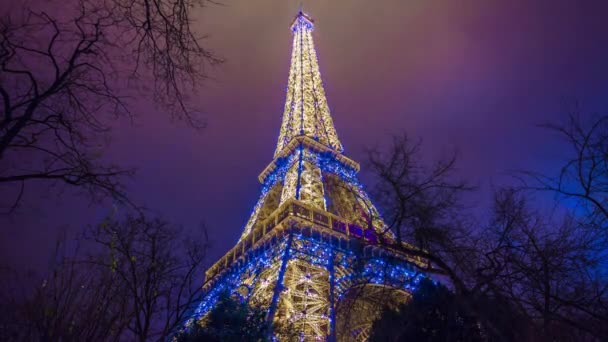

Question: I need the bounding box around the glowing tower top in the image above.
[274,11,343,157]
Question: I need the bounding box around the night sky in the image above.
[2,0,608,272]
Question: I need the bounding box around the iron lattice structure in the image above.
[186,12,428,341]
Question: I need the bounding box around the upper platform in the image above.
[259,135,359,184]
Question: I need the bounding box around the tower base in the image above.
[188,200,426,341]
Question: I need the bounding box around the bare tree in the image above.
[86,215,209,342]
[363,134,527,340]
[367,134,477,292]
[510,110,608,339]
[0,237,130,341]
[0,0,220,212]
[109,0,219,121]
[520,111,608,233]
[477,189,607,340]
[364,133,608,340]
[0,214,209,342]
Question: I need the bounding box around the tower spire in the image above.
[274,11,343,157]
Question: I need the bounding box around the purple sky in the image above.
[2,0,608,272]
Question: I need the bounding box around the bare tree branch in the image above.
[0,0,221,212]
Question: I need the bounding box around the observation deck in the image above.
[204,198,428,289]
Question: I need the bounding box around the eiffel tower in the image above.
[188,11,427,341]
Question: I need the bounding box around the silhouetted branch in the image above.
[0,0,220,212]
[518,111,608,230]
[365,133,608,340]
[0,214,209,341]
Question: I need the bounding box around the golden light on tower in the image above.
[183,11,429,341]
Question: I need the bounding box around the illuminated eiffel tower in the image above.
[188,12,427,341]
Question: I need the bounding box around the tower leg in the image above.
[328,250,336,342]
[266,230,294,338]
